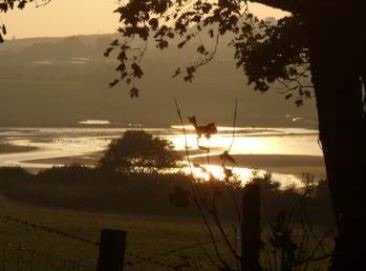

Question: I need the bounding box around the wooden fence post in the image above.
[241,181,261,271]
[97,229,126,271]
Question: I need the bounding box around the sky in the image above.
[0,0,288,39]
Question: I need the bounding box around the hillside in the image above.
[0,34,317,128]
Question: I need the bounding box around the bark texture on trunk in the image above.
[306,2,366,269]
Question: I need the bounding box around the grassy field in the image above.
[0,195,334,271]
[0,195,227,270]
[0,166,334,270]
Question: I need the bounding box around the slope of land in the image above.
[0,34,317,128]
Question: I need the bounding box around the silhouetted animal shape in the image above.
[188,116,217,139]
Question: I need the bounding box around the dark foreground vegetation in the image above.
[0,166,334,226]
[0,131,335,269]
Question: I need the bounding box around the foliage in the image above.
[104,0,312,105]
[0,164,333,222]
[261,177,335,271]
[98,130,181,173]
[0,0,313,104]
[0,0,51,42]
[0,166,31,180]
[170,107,334,270]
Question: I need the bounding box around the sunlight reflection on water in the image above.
[178,163,304,188]
[168,133,321,156]
[0,126,322,187]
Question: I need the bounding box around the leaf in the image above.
[129,87,139,98]
[17,0,27,9]
[201,3,212,13]
[2,24,6,35]
[110,39,119,46]
[197,45,206,55]
[135,26,149,40]
[109,79,119,88]
[177,40,186,49]
[285,93,293,100]
[104,47,113,57]
[149,18,159,31]
[121,72,128,79]
[172,68,181,78]
[184,66,196,83]
[131,63,144,78]
[115,63,126,73]
[0,4,8,12]
[295,99,303,107]
[156,39,168,49]
[167,32,174,39]
[304,90,311,98]
[219,151,236,165]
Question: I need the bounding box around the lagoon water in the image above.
[0,126,323,187]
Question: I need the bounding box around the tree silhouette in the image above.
[1,0,365,269]
[99,130,181,173]
[105,1,364,269]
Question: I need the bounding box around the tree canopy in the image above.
[1,0,364,269]
[99,130,181,173]
[103,1,366,269]
[103,0,312,106]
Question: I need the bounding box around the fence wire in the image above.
[1,214,216,270]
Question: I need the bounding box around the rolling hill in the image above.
[0,34,317,128]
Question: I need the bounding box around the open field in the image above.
[0,196,220,270]
[0,190,334,270]
[0,165,335,270]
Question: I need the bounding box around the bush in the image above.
[98,130,181,173]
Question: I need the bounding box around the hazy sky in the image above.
[0,0,287,39]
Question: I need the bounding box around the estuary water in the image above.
[0,126,324,187]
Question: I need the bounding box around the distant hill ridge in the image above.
[0,33,317,128]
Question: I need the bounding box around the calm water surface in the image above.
[0,126,322,187]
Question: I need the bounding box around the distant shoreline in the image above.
[25,153,325,179]
[191,154,325,178]
[0,143,38,154]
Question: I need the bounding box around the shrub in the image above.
[98,130,181,173]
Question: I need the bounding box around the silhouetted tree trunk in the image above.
[307,3,366,269]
